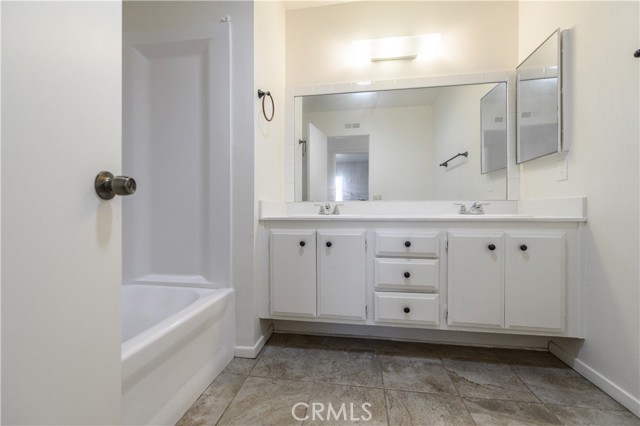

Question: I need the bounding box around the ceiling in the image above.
[282,0,361,11]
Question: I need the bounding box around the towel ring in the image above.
[258,89,274,122]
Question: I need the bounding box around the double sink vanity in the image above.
[258,198,586,338]
[261,29,582,339]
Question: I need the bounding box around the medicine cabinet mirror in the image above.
[294,82,508,202]
[516,29,562,164]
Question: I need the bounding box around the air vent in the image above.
[521,111,541,118]
[344,122,361,129]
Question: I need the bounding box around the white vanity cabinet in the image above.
[504,233,564,331]
[269,228,366,320]
[447,231,565,332]
[447,232,505,328]
[317,230,367,319]
[373,231,442,325]
[269,230,317,317]
[260,204,585,339]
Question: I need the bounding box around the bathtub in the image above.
[121,284,235,425]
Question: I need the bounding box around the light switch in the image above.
[557,157,568,181]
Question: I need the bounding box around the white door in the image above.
[308,123,328,201]
[447,232,505,328]
[317,230,366,319]
[505,233,565,331]
[2,2,122,424]
[270,230,317,317]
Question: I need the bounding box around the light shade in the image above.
[352,34,441,63]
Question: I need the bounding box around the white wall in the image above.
[518,1,639,415]
[123,1,261,350]
[252,0,286,349]
[433,84,507,200]
[304,106,435,200]
[286,1,518,86]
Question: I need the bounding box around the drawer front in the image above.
[375,258,439,291]
[374,292,439,325]
[375,232,439,258]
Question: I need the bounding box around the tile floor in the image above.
[177,334,639,426]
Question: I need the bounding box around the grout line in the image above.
[460,397,480,426]
[382,389,391,426]
[213,373,249,426]
[507,363,544,405]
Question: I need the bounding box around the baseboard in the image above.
[234,325,273,358]
[549,341,640,417]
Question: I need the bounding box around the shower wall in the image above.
[122,25,231,288]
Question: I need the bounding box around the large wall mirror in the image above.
[517,29,562,163]
[293,82,508,202]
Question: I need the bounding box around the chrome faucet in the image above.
[469,202,489,215]
[314,202,344,215]
[454,203,468,214]
[453,202,489,215]
[314,202,333,215]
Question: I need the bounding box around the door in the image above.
[447,232,505,328]
[505,233,564,331]
[308,123,328,200]
[317,230,366,319]
[2,2,122,424]
[270,230,317,317]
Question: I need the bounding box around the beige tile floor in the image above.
[177,334,639,426]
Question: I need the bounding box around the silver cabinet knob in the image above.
[95,171,136,200]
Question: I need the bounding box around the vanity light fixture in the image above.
[357,81,372,86]
[352,34,441,63]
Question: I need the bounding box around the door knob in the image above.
[95,171,137,200]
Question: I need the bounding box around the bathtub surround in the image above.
[122,0,274,364]
[121,286,234,425]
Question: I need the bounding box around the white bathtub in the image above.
[121,284,235,425]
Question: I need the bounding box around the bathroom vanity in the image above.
[258,199,586,338]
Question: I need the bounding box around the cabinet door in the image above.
[317,230,366,319]
[270,230,316,317]
[448,232,505,328]
[505,233,564,331]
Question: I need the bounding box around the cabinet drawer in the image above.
[375,232,440,257]
[374,292,439,325]
[375,258,439,291]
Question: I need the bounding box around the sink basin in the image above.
[437,213,533,218]
[288,214,364,218]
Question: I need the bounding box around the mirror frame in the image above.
[516,28,563,164]
[284,71,518,202]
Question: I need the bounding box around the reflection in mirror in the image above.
[481,83,507,174]
[294,83,508,202]
[517,29,562,164]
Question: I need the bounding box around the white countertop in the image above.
[260,214,587,223]
[259,198,588,223]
